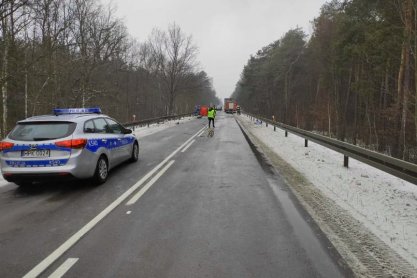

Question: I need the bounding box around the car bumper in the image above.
[3,172,75,183]
[0,149,100,180]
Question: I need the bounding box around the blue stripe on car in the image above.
[3,136,135,155]
[85,137,135,153]
[6,159,69,168]
[3,144,71,153]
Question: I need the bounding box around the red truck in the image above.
[224,98,237,114]
[199,105,208,117]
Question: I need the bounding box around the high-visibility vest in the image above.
[208,109,215,118]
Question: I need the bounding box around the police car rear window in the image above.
[8,122,76,141]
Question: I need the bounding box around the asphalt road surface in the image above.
[0,112,351,278]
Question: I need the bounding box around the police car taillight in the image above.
[55,139,87,149]
[0,141,14,152]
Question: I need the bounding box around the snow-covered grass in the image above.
[238,115,417,269]
[132,116,195,139]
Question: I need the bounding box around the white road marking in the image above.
[47,258,78,278]
[197,128,206,137]
[181,139,196,153]
[126,211,132,215]
[23,126,206,278]
[126,160,175,205]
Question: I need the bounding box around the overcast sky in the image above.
[108,0,328,100]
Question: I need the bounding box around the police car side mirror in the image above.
[123,128,132,134]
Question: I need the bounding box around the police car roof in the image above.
[18,113,107,123]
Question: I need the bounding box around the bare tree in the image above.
[0,0,28,136]
[0,2,217,138]
[71,0,127,107]
[396,0,413,158]
[147,23,198,115]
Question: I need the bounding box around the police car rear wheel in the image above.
[94,156,108,185]
[130,142,139,162]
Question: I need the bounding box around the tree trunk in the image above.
[414,2,417,144]
[398,0,413,158]
[1,14,9,138]
[25,53,28,118]
[284,71,289,123]
[328,100,331,137]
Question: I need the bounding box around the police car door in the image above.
[104,118,129,163]
[92,118,122,165]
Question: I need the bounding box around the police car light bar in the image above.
[53,108,102,115]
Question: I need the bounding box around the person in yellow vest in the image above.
[208,106,216,128]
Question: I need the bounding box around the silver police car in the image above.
[0,108,139,186]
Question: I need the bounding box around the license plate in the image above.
[21,149,51,158]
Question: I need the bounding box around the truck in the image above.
[200,105,208,117]
[224,98,237,114]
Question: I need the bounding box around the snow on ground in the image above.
[132,116,196,139]
[237,114,417,269]
[0,175,8,187]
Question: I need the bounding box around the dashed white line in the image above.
[181,139,196,153]
[197,128,206,137]
[22,125,206,278]
[126,160,175,205]
[47,258,78,278]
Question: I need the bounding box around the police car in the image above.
[0,108,139,186]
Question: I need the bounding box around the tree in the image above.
[147,23,198,115]
[0,1,219,136]
[233,0,417,162]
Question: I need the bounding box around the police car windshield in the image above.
[8,122,76,142]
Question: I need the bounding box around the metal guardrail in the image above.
[123,113,194,130]
[243,112,417,185]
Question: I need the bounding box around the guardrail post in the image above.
[344,156,349,168]
[285,131,288,137]
[305,139,308,147]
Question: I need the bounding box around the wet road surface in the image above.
[0,113,350,277]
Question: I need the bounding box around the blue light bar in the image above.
[53,108,102,115]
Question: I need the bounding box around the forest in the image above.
[232,0,417,161]
[0,0,220,138]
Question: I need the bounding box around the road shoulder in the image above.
[236,116,417,277]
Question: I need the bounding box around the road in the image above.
[0,112,351,277]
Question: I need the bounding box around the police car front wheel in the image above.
[130,142,139,162]
[93,155,108,185]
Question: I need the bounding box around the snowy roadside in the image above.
[237,114,417,275]
[132,116,196,139]
[0,175,8,187]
